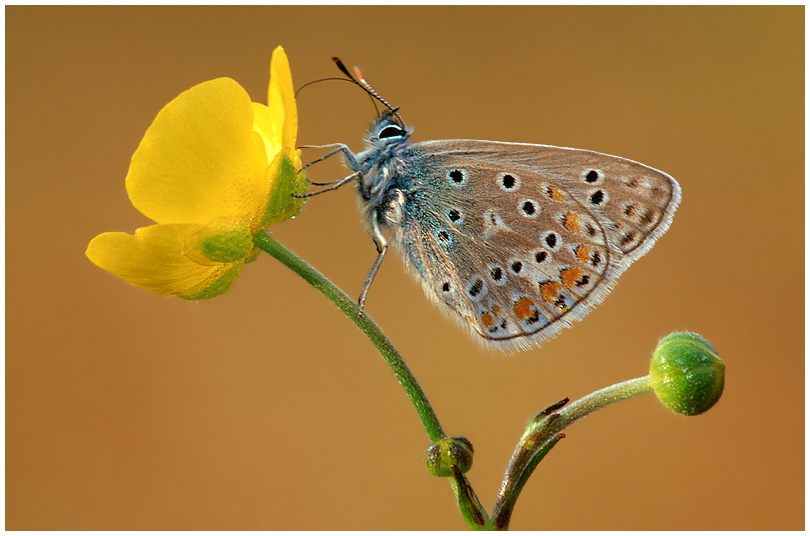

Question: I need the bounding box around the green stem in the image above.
[450,471,490,530]
[255,232,491,529]
[549,376,653,434]
[490,376,654,530]
[255,232,497,529]
[253,231,445,442]
[490,433,564,530]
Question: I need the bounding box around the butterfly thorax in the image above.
[352,116,414,230]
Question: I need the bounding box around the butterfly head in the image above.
[364,108,412,153]
[354,109,412,208]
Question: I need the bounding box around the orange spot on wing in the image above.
[563,212,581,233]
[560,267,585,288]
[539,282,563,304]
[481,312,494,328]
[513,297,535,320]
[513,297,540,324]
[547,186,565,202]
[575,245,591,263]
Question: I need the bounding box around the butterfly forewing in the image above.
[388,141,679,350]
[417,140,681,263]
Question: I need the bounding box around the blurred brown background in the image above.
[7,6,803,530]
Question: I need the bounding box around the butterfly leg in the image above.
[357,218,388,315]
[299,143,361,174]
[293,171,360,198]
[295,143,364,195]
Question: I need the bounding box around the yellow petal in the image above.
[268,46,298,156]
[253,46,306,227]
[126,78,270,226]
[253,47,297,167]
[252,102,282,164]
[86,224,243,298]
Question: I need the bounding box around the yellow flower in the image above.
[86,47,306,299]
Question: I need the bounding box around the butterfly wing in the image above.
[417,140,681,266]
[387,140,680,351]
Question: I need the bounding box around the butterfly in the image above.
[299,59,681,352]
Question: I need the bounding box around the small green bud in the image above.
[650,332,724,416]
[425,436,474,477]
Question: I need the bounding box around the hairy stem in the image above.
[253,231,446,442]
[491,376,654,529]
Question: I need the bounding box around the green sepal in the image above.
[179,263,243,300]
[197,227,254,263]
[261,154,308,228]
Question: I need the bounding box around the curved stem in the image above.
[255,232,492,529]
[253,231,445,442]
[549,376,653,435]
[491,376,654,530]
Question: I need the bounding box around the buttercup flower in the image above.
[86,46,306,299]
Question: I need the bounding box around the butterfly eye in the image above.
[378,125,405,139]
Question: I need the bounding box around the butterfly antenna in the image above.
[294,77,354,98]
[332,57,405,126]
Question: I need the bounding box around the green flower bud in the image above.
[425,436,474,477]
[650,332,724,416]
